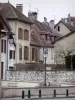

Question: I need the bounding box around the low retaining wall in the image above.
[6,70,75,85]
[2,86,75,98]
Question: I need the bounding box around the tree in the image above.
[54,41,75,69]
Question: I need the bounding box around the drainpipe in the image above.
[5,33,8,80]
[0,39,1,98]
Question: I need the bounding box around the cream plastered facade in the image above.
[55,22,70,36]
[8,20,31,68]
[54,32,75,64]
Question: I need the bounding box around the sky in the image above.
[0,0,75,23]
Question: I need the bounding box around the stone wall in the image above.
[6,70,75,85]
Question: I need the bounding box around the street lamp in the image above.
[43,47,48,86]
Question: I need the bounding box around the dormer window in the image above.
[58,26,60,31]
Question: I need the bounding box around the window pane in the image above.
[24,30,29,40]
[24,46,29,60]
[10,50,12,59]
[1,62,4,79]
[1,39,3,53]
[19,47,22,60]
[4,40,6,53]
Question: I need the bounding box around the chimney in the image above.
[44,17,47,23]
[68,13,71,24]
[16,4,23,13]
[28,11,38,21]
[49,20,54,30]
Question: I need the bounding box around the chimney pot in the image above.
[16,4,23,13]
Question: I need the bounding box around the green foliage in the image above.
[65,56,71,69]
[25,62,40,64]
[65,55,75,69]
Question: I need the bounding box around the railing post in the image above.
[66,89,69,97]
[39,90,41,98]
[53,89,56,97]
[28,90,31,98]
[22,90,24,99]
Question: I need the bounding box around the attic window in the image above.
[58,26,60,31]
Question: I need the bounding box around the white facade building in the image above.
[40,48,54,64]
[0,3,32,72]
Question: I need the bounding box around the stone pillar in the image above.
[0,39,1,98]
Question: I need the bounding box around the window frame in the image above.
[9,50,15,59]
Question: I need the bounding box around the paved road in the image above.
[1,97,75,100]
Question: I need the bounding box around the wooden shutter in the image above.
[24,30,29,40]
[32,48,35,61]
[19,47,22,60]
[24,46,29,60]
[4,40,6,53]
[1,62,4,79]
[1,39,3,53]
[18,28,23,39]
[13,51,15,59]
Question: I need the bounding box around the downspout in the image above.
[5,32,9,80]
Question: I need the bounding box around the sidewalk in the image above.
[1,96,75,100]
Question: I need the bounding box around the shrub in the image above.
[25,62,40,64]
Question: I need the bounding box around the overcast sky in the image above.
[1,0,75,23]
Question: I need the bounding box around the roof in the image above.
[30,24,54,48]
[0,9,11,31]
[54,20,75,31]
[54,29,75,43]
[33,20,61,37]
[0,3,32,24]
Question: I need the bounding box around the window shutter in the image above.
[24,30,29,40]
[24,46,29,60]
[18,28,23,39]
[1,39,3,53]
[19,47,22,60]
[13,51,15,59]
[4,40,6,53]
[1,62,4,79]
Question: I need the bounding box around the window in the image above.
[1,39,6,53]
[9,50,15,59]
[1,62,4,79]
[58,26,60,31]
[19,47,22,60]
[24,46,29,60]
[9,67,14,71]
[10,50,12,59]
[18,28,23,39]
[24,30,29,40]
